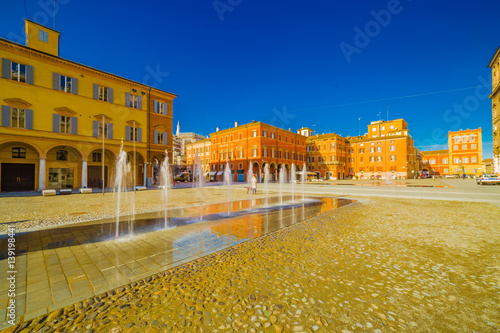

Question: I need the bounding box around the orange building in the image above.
[198,121,307,182]
[420,150,449,176]
[303,132,349,180]
[420,128,483,176]
[185,138,210,177]
[448,128,483,175]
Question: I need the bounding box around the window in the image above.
[230,151,233,159]
[470,135,475,142]
[220,152,223,160]
[253,131,257,137]
[370,156,375,162]
[239,150,243,158]
[56,150,68,161]
[390,140,394,143]
[359,148,364,153]
[98,122,108,138]
[279,135,282,140]
[463,157,469,163]
[331,143,335,149]
[271,133,275,139]
[372,128,376,132]
[12,147,26,159]
[60,115,71,134]
[442,158,448,164]
[285,152,289,159]
[391,155,396,161]
[263,131,267,137]
[390,125,394,129]
[471,144,476,149]
[292,152,295,160]
[377,147,382,152]
[129,127,139,142]
[272,149,276,158]
[370,147,375,153]
[390,145,395,151]
[454,136,460,143]
[252,148,257,157]
[472,168,477,173]
[92,152,102,163]
[98,86,109,102]
[10,108,26,128]
[285,137,288,142]
[278,151,282,158]
[225,152,228,159]
[453,145,458,150]
[11,62,26,83]
[263,148,268,157]
[330,155,335,161]
[462,135,467,142]
[444,168,449,174]
[128,94,140,109]
[454,158,461,164]
[472,157,477,163]
[59,75,72,93]
[377,156,382,161]
[429,159,436,164]
[157,131,164,145]
[220,164,224,170]
[462,144,467,150]
[39,30,48,42]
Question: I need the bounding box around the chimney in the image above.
[216,127,220,132]
[235,121,239,127]
[289,128,291,131]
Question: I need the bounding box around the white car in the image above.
[476,174,500,185]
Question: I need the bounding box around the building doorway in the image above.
[88,166,108,188]
[1,163,35,192]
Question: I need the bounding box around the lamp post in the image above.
[102,114,105,195]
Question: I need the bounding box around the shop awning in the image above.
[209,171,217,176]
[216,171,224,176]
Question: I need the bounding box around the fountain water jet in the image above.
[223,161,232,216]
[291,163,296,202]
[247,161,254,210]
[160,150,171,228]
[279,167,286,205]
[193,153,204,221]
[115,142,132,238]
[302,163,306,201]
[264,164,270,206]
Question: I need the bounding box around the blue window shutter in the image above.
[72,78,78,95]
[154,130,158,144]
[71,117,78,135]
[93,120,99,137]
[138,128,142,143]
[1,105,11,127]
[125,126,130,141]
[2,58,11,79]
[163,132,168,145]
[26,65,34,84]
[125,92,130,107]
[93,84,98,99]
[154,100,158,113]
[108,123,113,139]
[108,88,113,103]
[138,96,142,109]
[53,114,59,132]
[163,102,168,115]
[53,72,60,90]
[25,109,33,130]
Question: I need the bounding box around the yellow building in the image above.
[489,46,500,174]
[447,128,483,175]
[0,20,176,192]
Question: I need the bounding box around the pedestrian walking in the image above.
[251,174,257,194]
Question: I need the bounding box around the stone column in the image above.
[82,160,88,188]
[143,163,148,186]
[38,157,46,191]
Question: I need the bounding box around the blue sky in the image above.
[1,0,498,157]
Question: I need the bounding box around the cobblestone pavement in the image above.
[3,197,500,333]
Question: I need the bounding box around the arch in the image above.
[0,139,42,157]
[125,150,146,163]
[325,171,333,180]
[44,143,84,159]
